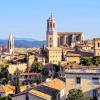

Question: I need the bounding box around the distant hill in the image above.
[0,38,46,48]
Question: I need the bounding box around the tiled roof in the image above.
[67,51,93,57]
[30,89,51,99]
[57,32,82,35]
[42,79,65,90]
[29,79,65,99]
[20,72,39,76]
[0,86,15,93]
[0,85,27,93]
[46,47,62,51]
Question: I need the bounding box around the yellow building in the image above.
[94,38,100,56]
[46,47,62,64]
[66,52,80,64]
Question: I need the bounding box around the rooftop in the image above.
[57,32,83,35]
[29,79,65,99]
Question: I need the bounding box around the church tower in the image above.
[46,14,58,47]
[8,33,14,54]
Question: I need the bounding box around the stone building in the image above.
[65,65,100,99]
[46,15,84,48]
[94,38,100,56]
[46,47,62,64]
[8,33,14,54]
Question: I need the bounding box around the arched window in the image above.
[53,23,55,28]
[98,43,100,47]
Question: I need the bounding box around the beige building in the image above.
[46,47,62,64]
[11,79,66,100]
[65,66,100,99]
[46,15,84,48]
[94,38,100,56]
[66,52,80,64]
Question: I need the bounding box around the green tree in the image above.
[31,58,43,73]
[67,89,84,100]
[62,50,64,61]
[0,96,12,100]
[0,61,10,85]
[15,69,20,94]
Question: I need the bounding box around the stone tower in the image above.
[46,14,58,47]
[94,38,100,56]
[8,33,14,54]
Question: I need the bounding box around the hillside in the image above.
[0,39,46,48]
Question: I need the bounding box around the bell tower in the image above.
[46,14,58,47]
[8,33,14,54]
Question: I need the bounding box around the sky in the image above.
[0,0,100,40]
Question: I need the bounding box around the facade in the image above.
[11,72,41,85]
[65,68,100,99]
[8,33,14,54]
[94,38,100,56]
[66,52,80,64]
[46,47,62,64]
[46,15,84,48]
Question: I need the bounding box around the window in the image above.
[53,23,55,28]
[98,43,100,47]
[92,77,99,85]
[50,45,52,47]
[93,89,98,100]
[49,37,52,40]
[50,22,52,28]
[76,77,81,84]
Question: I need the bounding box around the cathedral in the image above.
[46,15,84,48]
[8,33,14,54]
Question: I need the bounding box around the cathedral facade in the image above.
[46,15,84,48]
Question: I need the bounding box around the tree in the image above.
[0,61,10,85]
[80,56,100,66]
[15,69,20,94]
[62,50,64,61]
[67,89,84,100]
[0,96,12,100]
[31,58,43,73]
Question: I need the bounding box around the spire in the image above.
[51,13,52,18]
[8,33,14,54]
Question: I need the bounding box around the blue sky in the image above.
[0,0,100,40]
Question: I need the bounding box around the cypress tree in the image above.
[15,69,20,94]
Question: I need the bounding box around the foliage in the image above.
[67,89,84,100]
[0,96,12,100]
[15,69,20,94]
[62,50,65,61]
[53,64,59,72]
[67,89,93,100]
[41,44,48,63]
[80,56,100,66]
[0,61,10,85]
[31,58,43,73]
[36,74,43,84]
